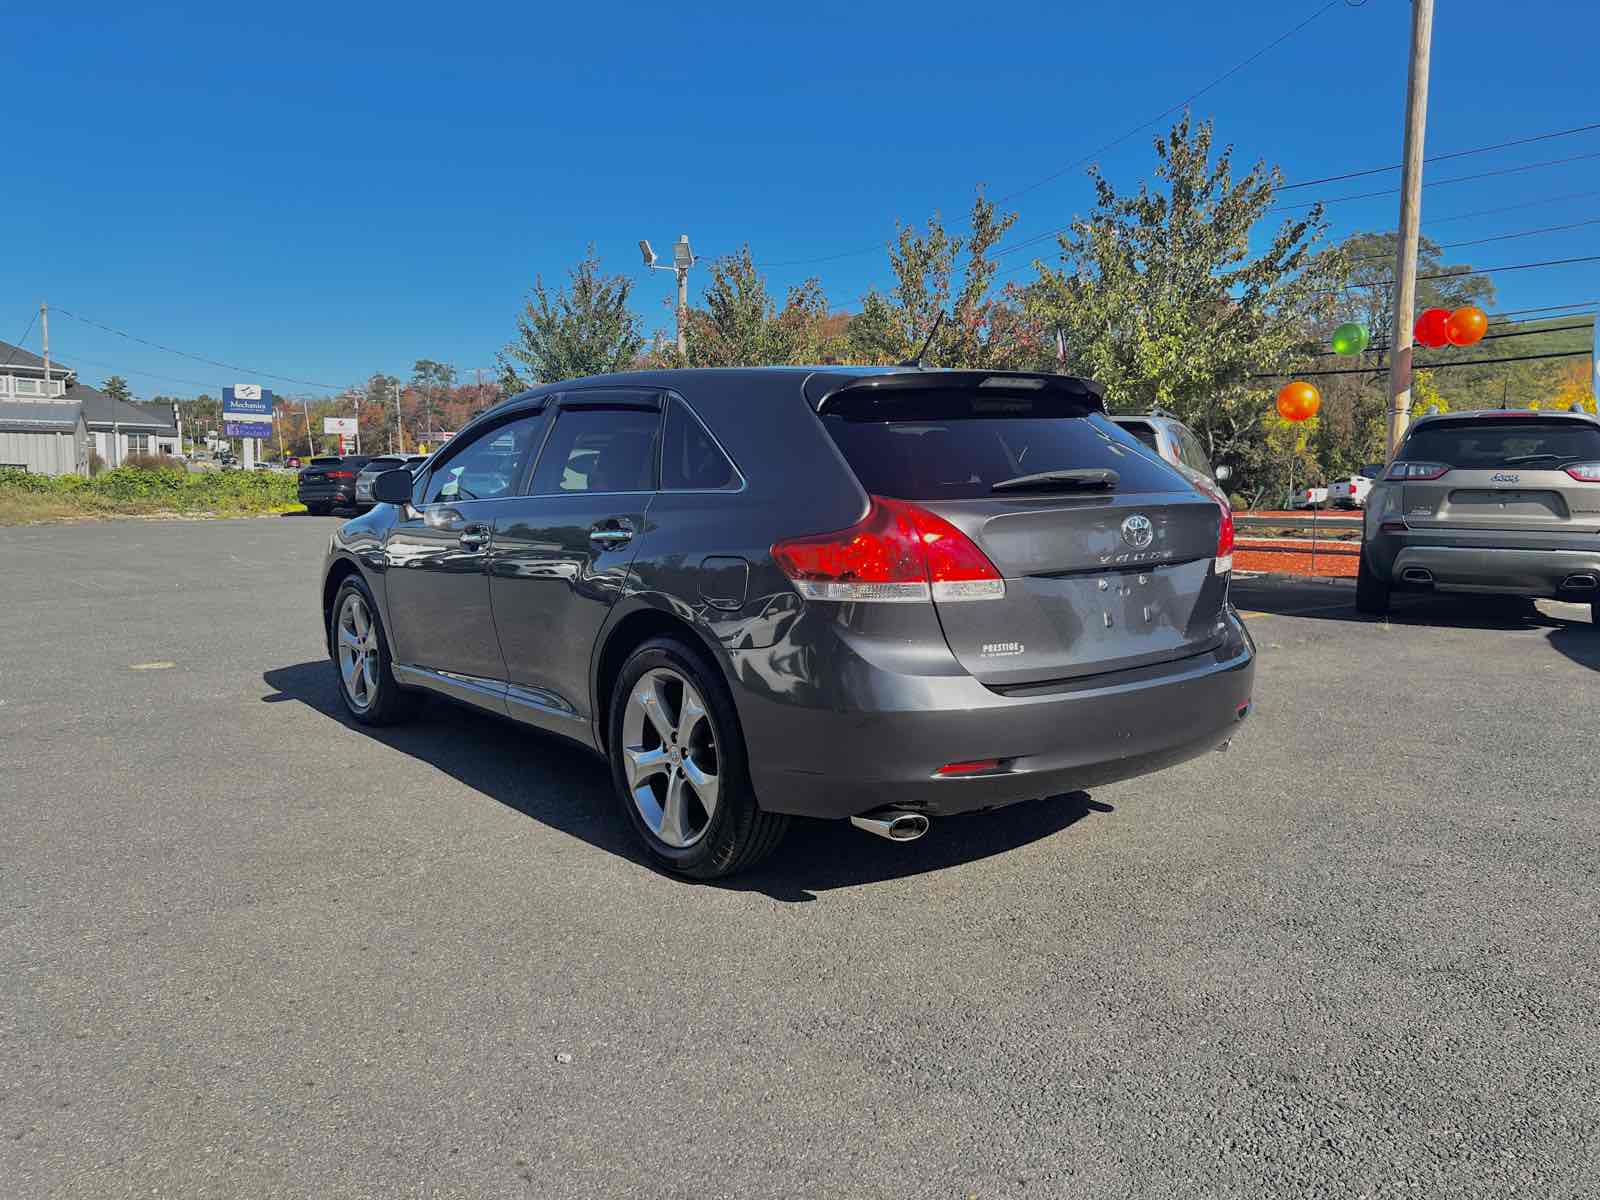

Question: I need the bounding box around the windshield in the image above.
[1400,419,1600,469]
[822,398,1182,501]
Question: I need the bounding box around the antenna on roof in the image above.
[899,312,945,368]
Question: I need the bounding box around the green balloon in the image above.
[1331,322,1370,356]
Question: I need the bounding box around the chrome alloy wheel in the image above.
[336,591,381,712]
[621,667,721,848]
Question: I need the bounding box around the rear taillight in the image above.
[1564,463,1600,482]
[326,470,355,480]
[1214,501,1234,575]
[936,758,1003,777]
[772,495,1004,603]
[1386,461,1449,481]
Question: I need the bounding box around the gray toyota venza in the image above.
[320,367,1255,877]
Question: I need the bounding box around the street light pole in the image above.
[1386,0,1434,457]
[640,235,696,358]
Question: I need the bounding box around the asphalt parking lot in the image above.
[3,517,1598,1199]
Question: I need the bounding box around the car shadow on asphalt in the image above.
[1236,581,1595,633]
[261,660,1110,902]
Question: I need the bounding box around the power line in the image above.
[1,309,40,372]
[1488,299,1599,322]
[992,0,1346,206]
[1254,349,1589,379]
[1320,253,1600,295]
[1273,149,1600,210]
[1311,321,1593,357]
[1351,218,1600,261]
[1423,189,1600,227]
[50,306,345,391]
[1278,120,1600,190]
[757,0,1354,269]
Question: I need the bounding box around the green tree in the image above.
[100,376,132,403]
[676,247,836,367]
[849,193,1042,368]
[1026,114,1345,488]
[410,359,456,439]
[498,246,646,389]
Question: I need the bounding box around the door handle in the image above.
[589,521,634,547]
[458,523,490,550]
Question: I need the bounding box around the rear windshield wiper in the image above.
[1498,453,1564,465]
[991,468,1119,493]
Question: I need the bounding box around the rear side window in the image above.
[1399,419,1600,469]
[821,390,1183,500]
[662,398,739,491]
[1176,426,1213,476]
[530,407,660,495]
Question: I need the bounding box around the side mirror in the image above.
[1214,464,1232,483]
[372,469,415,505]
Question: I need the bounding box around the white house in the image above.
[0,339,181,473]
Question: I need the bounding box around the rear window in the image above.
[1399,419,1600,469]
[1117,420,1160,453]
[310,456,341,465]
[364,457,402,470]
[821,390,1184,500]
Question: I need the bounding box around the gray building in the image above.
[0,401,91,475]
[0,340,182,474]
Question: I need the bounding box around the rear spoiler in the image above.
[804,368,1106,414]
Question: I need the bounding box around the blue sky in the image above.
[3,0,1596,399]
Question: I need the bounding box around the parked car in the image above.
[1357,409,1600,621]
[1291,486,1329,510]
[319,367,1254,878]
[1328,464,1384,509]
[298,454,374,515]
[353,454,428,511]
[1111,411,1232,494]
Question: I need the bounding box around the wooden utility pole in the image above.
[40,303,50,396]
[1386,0,1435,456]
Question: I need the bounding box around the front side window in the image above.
[529,406,661,495]
[661,398,739,491]
[421,413,544,505]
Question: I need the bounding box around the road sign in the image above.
[323,417,358,436]
[223,385,274,439]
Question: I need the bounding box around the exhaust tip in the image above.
[1401,567,1434,585]
[1562,573,1598,591]
[850,811,931,843]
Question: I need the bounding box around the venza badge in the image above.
[1120,514,1154,550]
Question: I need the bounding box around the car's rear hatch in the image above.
[1394,415,1600,536]
[814,374,1230,687]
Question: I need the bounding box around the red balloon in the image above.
[1414,307,1452,349]
[1446,305,1488,347]
[1276,381,1321,422]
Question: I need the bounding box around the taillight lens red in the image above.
[1214,501,1234,575]
[1386,461,1449,481]
[936,758,1003,777]
[1564,462,1600,482]
[326,470,355,480]
[772,495,1004,603]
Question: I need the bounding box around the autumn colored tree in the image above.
[849,193,1043,369]
[674,247,838,367]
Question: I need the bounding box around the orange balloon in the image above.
[1276,381,1321,422]
[1446,305,1488,347]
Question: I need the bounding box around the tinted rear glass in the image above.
[311,456,341,465]
[1400,419,1600,469]
[1117,421,1160,452]
[821,391,1183,500]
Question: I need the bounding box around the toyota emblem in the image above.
[1120,514,1154,549]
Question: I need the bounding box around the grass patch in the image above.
[0,466,305,525]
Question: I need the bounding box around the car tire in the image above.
[1592,599,1600,629]
[329,576,414,726]
[607,636,787,879]
[305,502,330,516]
[1355,549,1390,616]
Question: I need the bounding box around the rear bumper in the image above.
[298,483,355,507]
[735,609,1255,820]
[1371,538,1600,597]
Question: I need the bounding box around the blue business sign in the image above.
[222,384,274,439]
